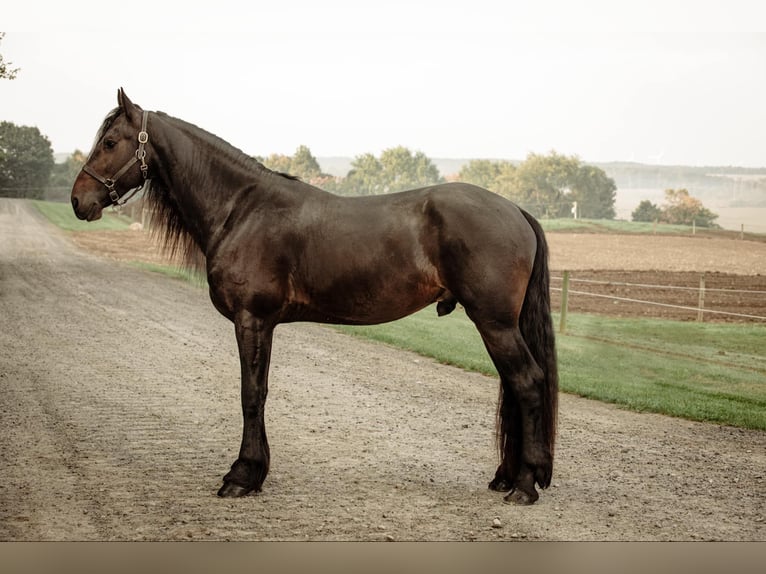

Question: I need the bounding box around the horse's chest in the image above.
[207,257,289,319]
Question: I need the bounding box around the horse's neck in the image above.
[150,114,265,250]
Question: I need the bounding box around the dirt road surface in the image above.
[1,198,763,540]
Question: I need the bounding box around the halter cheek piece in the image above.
[81,110,150,206]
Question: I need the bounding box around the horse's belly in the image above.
[294,276,444,326]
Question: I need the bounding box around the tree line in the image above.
[1,116,718,226]
[259,146,618,219]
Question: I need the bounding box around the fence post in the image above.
[559,270,570,334]
[697,274,706,322]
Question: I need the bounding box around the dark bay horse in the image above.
[71,89,558,505]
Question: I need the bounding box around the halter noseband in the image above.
[82,110,150,206]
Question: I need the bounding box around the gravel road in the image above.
[0,198,763,540]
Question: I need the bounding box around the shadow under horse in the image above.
[71,89,558,505]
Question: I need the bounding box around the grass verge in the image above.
[540,218,701,234]
[538,217,766,241]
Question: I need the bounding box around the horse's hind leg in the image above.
[474,320,551,505]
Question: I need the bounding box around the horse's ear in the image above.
[117,88,139,122]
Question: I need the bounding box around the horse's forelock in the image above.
[87,107,122,161]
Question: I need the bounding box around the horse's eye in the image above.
[104,139,116,150]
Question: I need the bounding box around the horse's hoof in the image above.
[488,477,513,492]
[503,488,539,505]
[217,481,254,498]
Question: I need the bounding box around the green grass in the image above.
[538,217,766,240]
[335,307,766,430]
[538,217,697,235]
[32,199,132,231]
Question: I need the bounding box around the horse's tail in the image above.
[497,209,559,487]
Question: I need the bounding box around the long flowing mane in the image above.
[144,179,207,274]
[138,112,297,274]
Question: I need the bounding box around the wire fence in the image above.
[550,272,766,330]
[555,276,766,296]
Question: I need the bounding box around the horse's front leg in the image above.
[218,313,274,497]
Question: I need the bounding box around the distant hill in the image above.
[593,162,766,206]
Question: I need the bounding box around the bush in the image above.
[632,200,662,222]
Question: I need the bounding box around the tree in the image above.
[570,164,617,219]
[290,145,322,180]
[379,146,441,193]
[342,152,385,196]
[492,161,519,198]
[0,121,54,198]
[458,159,506,190]
[47,150,86,201]
[457,159,519,198]
[631,199,662,222]
[260,145,325,182]
[260,152,293,174]
[457,152,617,219]
[510,151,580,217]
[660,188,718,227]
[341,146,442,196]
[0,33,19,80]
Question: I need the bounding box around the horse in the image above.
[71,89,558,505]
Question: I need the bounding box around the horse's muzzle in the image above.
[71,195,103,221]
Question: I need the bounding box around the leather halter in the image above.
[81,110,150,206]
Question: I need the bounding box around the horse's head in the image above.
[71,88,151,221]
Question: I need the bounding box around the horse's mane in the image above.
[143,177,207,275]
[134,112,300,274]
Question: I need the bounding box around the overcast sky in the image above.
[2,0,765,167]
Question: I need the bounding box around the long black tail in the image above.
[520,209,558,461]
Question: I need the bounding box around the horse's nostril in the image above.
[71,197,79,211]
